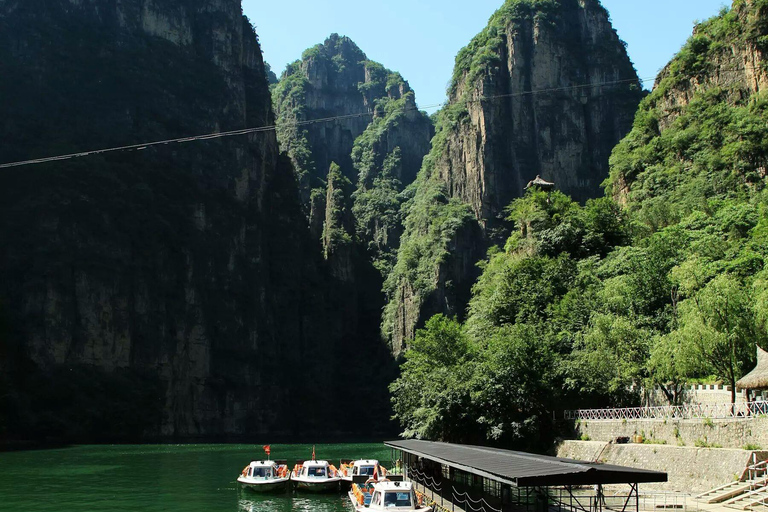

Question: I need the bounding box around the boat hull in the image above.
[292,478,341,492]
[237,477,289,493]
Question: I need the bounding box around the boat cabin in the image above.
[368,481,418,509]
[301,460,333,478]
[246,461,276,478]
[352,459,378,477]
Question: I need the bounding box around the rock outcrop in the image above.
[0,0,379,441]
[383,0,643,354]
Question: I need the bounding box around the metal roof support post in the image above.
[596,484,604,512]
[635,484,639,512]
[616,483,637,512]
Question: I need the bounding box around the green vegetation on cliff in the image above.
[273,35,432,281]
[382,0,642,353]
[380,109,478,347]
[609,0,768,227]
[450,0,559,96]
[272,34,430,200]
[352,92,432,274]
[391,0,768,447]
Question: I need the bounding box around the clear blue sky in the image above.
[244,0,729,111]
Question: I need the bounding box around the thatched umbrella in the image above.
[737,345,768,391]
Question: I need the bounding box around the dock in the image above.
[386,439,668,512]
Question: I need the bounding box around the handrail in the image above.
[565,401,768,421]
[451,487,502,512]
[407,465,443,492]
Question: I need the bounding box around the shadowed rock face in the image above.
[384,0,643,354]
[0,0,362,441]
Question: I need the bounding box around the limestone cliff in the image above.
[608,0,768,215]
[0,0,374,441]
[273,34,433,200]
[273,35,433,278]
[383,0,643,354]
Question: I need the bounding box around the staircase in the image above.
[695,478,768,504]
[695,461,768,510]
[723,487,768,510]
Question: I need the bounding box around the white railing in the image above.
[565,401,768,421]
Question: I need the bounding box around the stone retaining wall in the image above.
[643,385,752,406]
[576,417,768,449]
[556,441,768,493]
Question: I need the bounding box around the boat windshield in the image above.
[308,467,326,478]
[384,491,413,507]
[358,465,375,476]
[251,467,271,478]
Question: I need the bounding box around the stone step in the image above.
[723,487,768,510]
[697,480,767,504]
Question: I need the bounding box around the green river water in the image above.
[0,443,392,511]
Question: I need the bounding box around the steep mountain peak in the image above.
[382,0,643,353]
[273,34,432,206]
[319,33,367,63]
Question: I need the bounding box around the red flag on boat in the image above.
[263,445,271,456]
[311,445,316,460]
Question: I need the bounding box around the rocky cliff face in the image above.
[383,0,643,353]
[608,0,768,213]
[273,35,435,363]
[273,35,433,280]
[0,0,370,441]
[273,34,433,200]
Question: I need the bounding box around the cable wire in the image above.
[0,71,722,170]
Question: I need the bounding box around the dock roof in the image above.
[386,439,667,487]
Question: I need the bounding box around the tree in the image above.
[673,274,764,402]
[389,315,477,441]
[567,314,651,405]
[471,323,556,449]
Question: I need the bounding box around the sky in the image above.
[244,0,730,112]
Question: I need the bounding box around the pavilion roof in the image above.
[737,345,768,390]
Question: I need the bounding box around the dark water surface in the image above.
[0,443,392,511]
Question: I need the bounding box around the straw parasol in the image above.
[737,345,768,391]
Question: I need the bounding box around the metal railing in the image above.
[747,460,768,482]
[565,402,768,421]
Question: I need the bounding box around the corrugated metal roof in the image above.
[385,440,667,487]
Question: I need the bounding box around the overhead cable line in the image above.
[0,74,673,170]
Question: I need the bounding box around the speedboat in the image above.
[291,459,341,492]
[237,459,289,492]
[348,480,431,511]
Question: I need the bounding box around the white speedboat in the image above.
[237,460,289,492]
[348,480,431,512]
[291,459,341,492]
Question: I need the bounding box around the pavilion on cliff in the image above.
[525,175,555,192]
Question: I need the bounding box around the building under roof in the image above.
[386,439,667,512]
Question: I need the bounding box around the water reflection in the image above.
[237,489,354,512]
[1,444,387,512]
